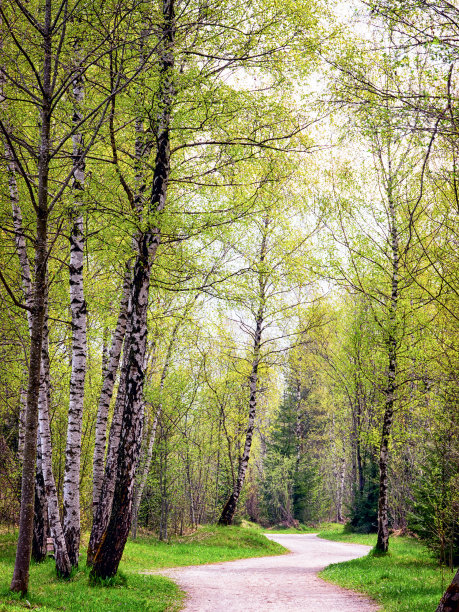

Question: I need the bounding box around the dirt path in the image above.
[157,533,379,611]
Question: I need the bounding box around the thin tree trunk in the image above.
[218,314,262,525]
[92,265,131,515]
[131,410,159,539]
[219,217,268,526]
[87,341,130,566]
[90,0,175,578]
[10,164,49,565]
[356,391,364,495]
[295,379,301,472]
[62,47,87,568]
[336,454,346,523]
[376,173,399,554]
[38,319,71,577]
[32,432,48,562]
[17,389,27,464]
[10,0,53,590]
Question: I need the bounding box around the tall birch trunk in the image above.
[376,172,399,554]
[89,20,153,546]
[62,48,87,568]
[10,0,53,591]
[218,311,263,525]
[10,163,49,563]
[219,218,268,526]
[91,0,175,578]
[295,379,301,471]
[92,265,131,515]
[38,317,71,577]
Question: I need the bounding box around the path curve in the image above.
[157,533,379,611]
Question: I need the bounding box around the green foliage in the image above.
[293,458,324,524]
[259,451,296,525]
[409,445,459,566]
[348,456,379,534]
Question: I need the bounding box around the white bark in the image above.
[38,320,71,577]
[17,388,27,464]
[63,49,87,568]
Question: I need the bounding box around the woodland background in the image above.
[0,0,458,601]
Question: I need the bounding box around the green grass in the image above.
[0,526,286,611]
[318,524,451,611]
[263,523,320,534]
[124,525,286,572]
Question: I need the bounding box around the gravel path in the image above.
[157,533,379,611]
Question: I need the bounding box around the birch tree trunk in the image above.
[62,49,87,568]
[92,265,131,514]
[89,20,153,543]
[91,0,175,578]
[10,166,50,563]
[32,433,48,562]
[218,310,263,525]
[376,173,399,554]
[87,340,130,566]
[10,0,53,590]
[219,218,268,526]
[38,318,71,577]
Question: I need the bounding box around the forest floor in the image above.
[0,526,284,611]
[0,524,451,611]
[152,532,377,611]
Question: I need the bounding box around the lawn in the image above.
[0,526,286,611]
[262,523,319,534]
[1,522,451,611]
[318,524,451,611]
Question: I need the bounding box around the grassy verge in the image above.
[262,523,321,534]
[318,524,450,611]
[0,526,286,611]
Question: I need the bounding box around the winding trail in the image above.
[158,533,379,611]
